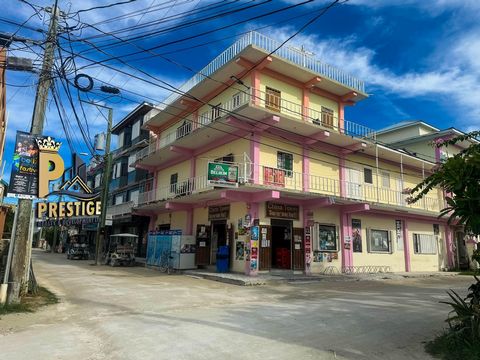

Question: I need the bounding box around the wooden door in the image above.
[259,225,272,271]
[293,227,305,271]
[195,224,211,266]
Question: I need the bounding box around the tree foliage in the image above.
[409,131,480,236]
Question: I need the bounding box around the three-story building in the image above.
[134,32,453,274]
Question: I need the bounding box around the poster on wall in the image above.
[396,220,404,251]
[352,219,362,252]
[7,131,40,199]
[207,162,238,188]
[235,241,244,260]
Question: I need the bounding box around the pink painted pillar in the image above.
[444,225,454,269]
[338,102,345,133]
[148,214,158,232]
[339,156,346,198]
[192,110,199,130]
[302,88,310,122]
[152,170,159,201]
[249,202,259,223]
[302,147,310,192]
[403,219,411,272]
[185,209,193,235]
[251,70,260,106]
[250,132,260,184]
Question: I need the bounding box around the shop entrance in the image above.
[211,220,227,264]
[271,219,293,269]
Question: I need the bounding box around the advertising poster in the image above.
[235,241,244,260]
[251,226,259,241]
[207,162,238,188]
[396,220,404,251]
[7,131,40,199]
[352,219,362,253]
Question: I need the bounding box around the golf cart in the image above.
[67,234,90,260]
[104,233,138,267]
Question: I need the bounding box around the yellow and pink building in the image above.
[133,32,455,274]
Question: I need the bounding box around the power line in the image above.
[72,0,141,15]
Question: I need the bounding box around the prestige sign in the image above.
[37,200,101,219]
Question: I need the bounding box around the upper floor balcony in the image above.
[107,201,136,218]
[136,162,442,214]
[135,87,376,168]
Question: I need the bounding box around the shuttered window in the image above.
[413,234,437,254]
[265,87,281,112]
[321,106,334,128]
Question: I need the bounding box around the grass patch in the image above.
[458,270,480,276]
[426,331,480,360]
[0,286,59,316]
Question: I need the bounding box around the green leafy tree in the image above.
[409,131,480,235]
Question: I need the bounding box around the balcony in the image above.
[163,31,365,108]
[135,88,376,166]
[107,201,135,218]
[136,162,442,214]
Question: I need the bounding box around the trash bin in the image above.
[216,245,230,273]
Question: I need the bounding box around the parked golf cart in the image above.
[104,233,138,267]
[67,234,90,260]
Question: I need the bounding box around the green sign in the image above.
[207,162,239,188]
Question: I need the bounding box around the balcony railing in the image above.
[107,201,135,217]
[136,162,441,213]
[162,31,365,107]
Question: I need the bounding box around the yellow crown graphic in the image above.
[36,136,62,152]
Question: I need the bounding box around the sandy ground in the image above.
[0,249,473,360]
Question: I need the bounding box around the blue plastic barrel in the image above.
[216,245,230,273]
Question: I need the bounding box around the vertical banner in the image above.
[352,219,362,252]
[7,131,40,199]
[396,220,404,251]
[245,226,259,276]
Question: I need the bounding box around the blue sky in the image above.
[2,0,480,189]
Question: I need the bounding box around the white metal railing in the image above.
[162,31,365,106]
[107,201,135,217]
[137,175,211,205]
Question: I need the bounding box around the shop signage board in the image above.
[207,162,239,188]
[208,205,230,220]
[265,202,299,220]
[7,131,40,199]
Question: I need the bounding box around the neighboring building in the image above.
[378,120,479,270]
[106,103,159,257]
[133,31,453,274]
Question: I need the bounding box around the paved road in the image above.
[0,250,472,360]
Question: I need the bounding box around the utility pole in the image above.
[7,1,59,304]
[80,101,113,266]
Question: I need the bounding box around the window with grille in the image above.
[265,87,281,112]
[170,173,178,193]
[413,234,437,254]
[364,168,373,184]
[321,106,334,128]
[367,229,391,253]
[277,151,293,178]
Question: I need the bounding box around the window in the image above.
[115,194,124,205]
[413,234,437,254]
[265,87,281,112]
[315,224,337,252]
[128,155,136,172]
[112,162,122,179]
[214,153,234,163]
[367,229,391,253]
[170,173,178,193]
[132,119,141,140]
[232,92,242,109]
[321,106,334,128]
[130,189,140,205]
[277,151,293,177]
[211,103,221,120]
[118,131,124,148]
[381,171,390,188]
[364,168,373,184]
[94,174,101,188]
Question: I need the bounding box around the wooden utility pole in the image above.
[7,1,59,304]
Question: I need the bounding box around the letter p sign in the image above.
[38,145,65,198]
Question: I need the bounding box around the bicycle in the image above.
[159,249,175,274]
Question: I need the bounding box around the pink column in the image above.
[148,214,158,232]
[302,88,310,122]
[403,219,411,272]
[302,147,310,192]
[152,170,159,201]
[185,209,193,235]
[339,156,346,197]
[249,202,259,223]
[192,110,199,130]
[338,102,345,133]
[250,132,260,184]
[444,225,454,269]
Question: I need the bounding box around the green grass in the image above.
[426,331,480,360]
[0,286,59,316]
[458,270,480,276]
